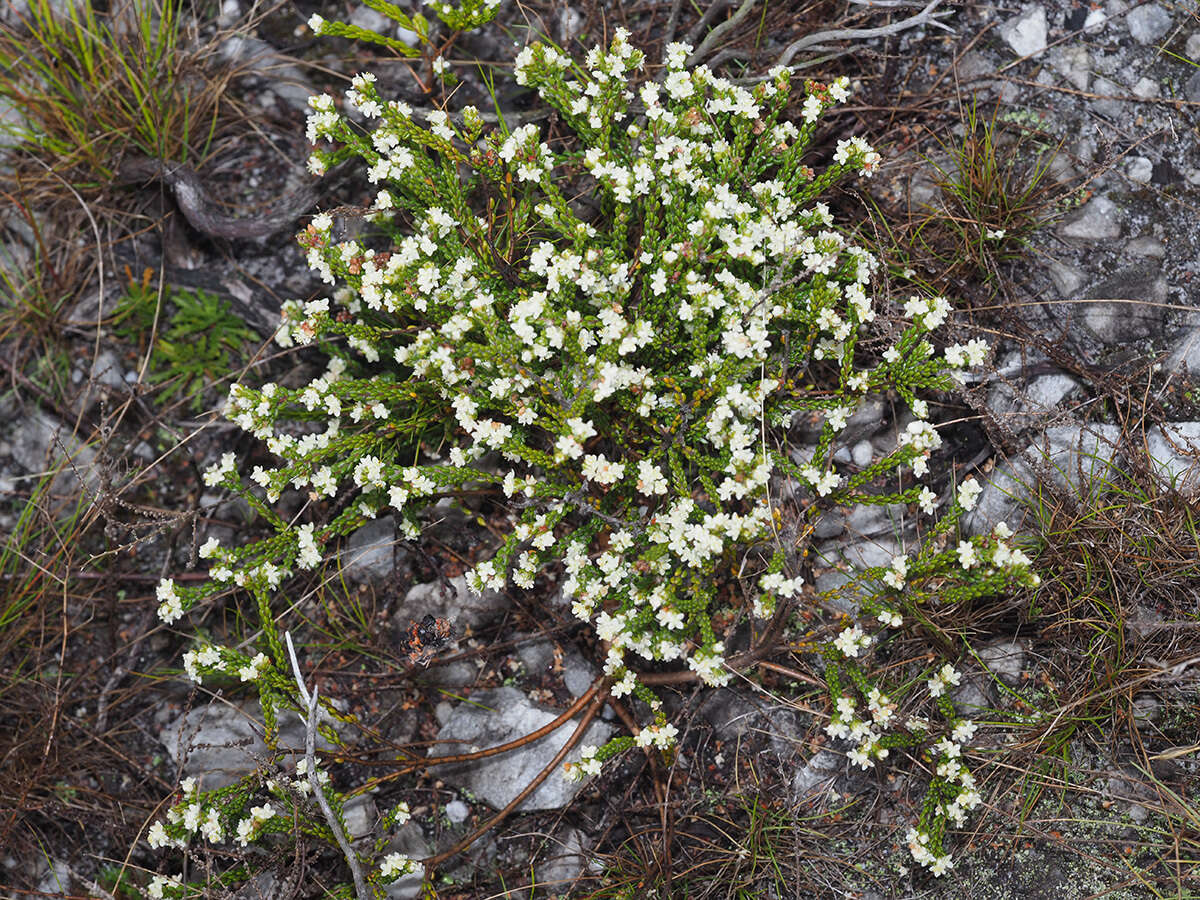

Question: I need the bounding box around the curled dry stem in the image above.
[421,676,611,877]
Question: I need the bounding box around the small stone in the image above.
[1059,194,1123,241]
[561,648,598,698]
[1124,235,1165,258]
[1091,76,1125,117]
[978,640,1026,686]
[999,5,1048,57]
[1166,326,1200,375]
[349,5,391,33]
[384,823,432,899]
[988,367,1080,432]
[1045,259,1086,296]
[535,827,588,892]
[422,659,478,688]
[429,687,614,811]
[1126,156,1153,183]
[1185,69,1200,104]
[1126,3,1172,44]
[343,794,377,842]
[444,799,470,824]
[1131,77,1159,99]
[1187,32,1200,61]
[963,424,1122,535]
[1131,695,1161,725]
[851,439,874,468]
[1144,422,1200,495]
[792,749,843,799]
[951,677,991,717]
[89,349,127,391]
[400,574,508,631]
[8,408,98,498]
[1084,7,1108,32]
[160,704,336,790]
[1082,262,1168,343]
[1050,46,1090,91]
[342,516,399,582]
[516,636,555,674]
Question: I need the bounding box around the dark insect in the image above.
[397,614,453,667]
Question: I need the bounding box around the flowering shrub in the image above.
[144,26,1038,894]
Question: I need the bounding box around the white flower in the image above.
[581,453,625,486]
[833,626,869,658]
[147,820,170,849]
[380,852,415,879]
[930,855,954,876]
[957,478,982,511]
[952,720,978,743]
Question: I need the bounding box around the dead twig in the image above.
[284,632,369,900]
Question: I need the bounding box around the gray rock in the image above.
[790,396,885,445]
[978,640,1026,686]
[698,689,765,736]
[851,439,874,468]
[444,799,470,824]
[1126,156,1153,183]
[343,794,377,842]
[88,348,127,392]
[1186,68,1200,104]
[1187,32,1200,61]
[1144,422,1200,495]
[988,364,1080,433]
[534,826,588,894]
[36,860,72,896]
[384,822,432,899]
[1131,694,1161,725]
[1081,262,1168,344]
[0,96,27,152]
[1165,326,1200,374]
[400,573,508,632]
[428,687,614,811]
[1091,76,1126,117]
[814,502,907,543]
[1127,603,1168,639]
[348,5,392,33]
[951,676,991,717]
[792,748,842,799]
[1124,235,1165,258]
[422,659,478,688]
[1084,7,1109,33]
[1050,46,1090,91]
[8,408,98,498]
[1126,3,1172,44]
[343,516,399,582]
[160,703,335,790]
[516,636,556,675]
[562,648,598,698]
[1046,259,1087,297]
[999,5,1047,57]
[1059,195,1123,241]
[1131,76,1160,99]
[813,533,906,602]
[964,424,1122,535]
[217,36,316,114]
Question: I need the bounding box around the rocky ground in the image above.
[0,0,1198,898]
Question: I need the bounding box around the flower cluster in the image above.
[146,28,1041,890]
